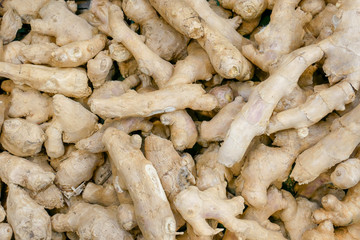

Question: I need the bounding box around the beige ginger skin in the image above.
[331,158,360,189]
[52,202,133,240]
[87,50,113,88]
[218,45,324,168]
[0,223,13,240]
[90,84,218,119]
[30,0,96,46]
[90,0,174,88]
[103,128,177,240]
[122,0,188,61]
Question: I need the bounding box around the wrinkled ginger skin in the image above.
[218,45,324,168]
[279,190,319,240]
[49,34,107,68]
[0,0,48,23]
[291,104,360,184]
[165,41,215,86]
[21,42,58,65]
[303,220,360,240]
[331,158,360,189]
[313,182,360,226]
[30,0,95,46]
[90,0,174,88]
[83,182,119,206]
[0,8,22,44]
[0,152,55,192]
[144,134,195,200]
[117,204,137,231]
[160,110,198,151]
[7,184,52,240]
[174,184,286,239]
[52,202,133,240]
[90,84,218,119]
[0,62,91,98]
[76,117,152,153]
[147,0,204,39]
[0,118,46,157]
[8,88,52,124]
[219,0,267,21]
[55,150,104,193]
[103,128,176,240]
[197,23,253,80]
[122,0,189,61]
[30,184,64,210]
[242,0,312,72]
[87,50,113,88]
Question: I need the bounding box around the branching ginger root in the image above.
[218,45,324,168]
[103,128,177,239]
[174,183,286,239]
[90,84,218,119]
[312,182,360,226]
[82,182,119,206]
[30,0,96,46]
[291,103,360,184]
[87,50,113,88]
[331,158,360,189]
[0,62,91,98]
[160,110,198,151]
[0,8,22,44]
[90,0,173,88]
[303,220,360,240]
[7,184,52,240]
[52,202,133,240]
[236,120,330,208]
[218,0,270,21]
[122,0,188,61]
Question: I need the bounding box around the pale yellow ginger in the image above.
[236,120,330,207]
[30,0,96,46]
[82,182,119,206]
[108,42,132,63]
[0,62,91,98]
[110,166,134,205]
[103,128,177,239]
[49,34,107,68]
[147,0,204,39]
[174,183,286,239]
[238,17,261,35]
[295,172,332,199]
[242,0,312,72]
[160,110,198,151]
[90,84,218,119]
[144,134,195,200]
[20,42,58,65]
[122,0,188,61]
[0,223,13,240]
[76,117,153,153]
[90,0,174,88]
[7,184,52,240]
[165,41,215,86]
[45,94,98,158]
[52,202,133,240]
[267,80,355,134]
[117,203,137,231]
[118,58,138,78]
[313,182,360,226]
[199,96,244,142]
[1,41,26,64]
[151,120,170,139]
[303,220,360,240]
[55,150,104,196]
[278,190,319,240]
[208,85,233,110]
[8,88,52,124]
[0,206,5,223]
[274,85,310,113]
[306,3,337,39]
[218,0,269,21]
[229,81,256,101]
[177,223,212,240]
[30,184,64,209]
[88,74,140,104]
[0,8,22,44]
[291,104,360,184]
[209,0,233,19]
[0,118,46,157]
[21,31,56,45]
[331,158,360,189]
[195,144,232,191]
[242,186,287,231]
[183,0,248,50]
[0,0,48,23]
[196,23,252,80]
[300,0,326,16]
[0,152,54,192]
[218,45,324,167]
[87,50,113,88]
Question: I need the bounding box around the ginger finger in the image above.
[87,50,113,88]
[0,223,13,240]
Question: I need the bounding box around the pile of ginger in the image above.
[0,0,359,239]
